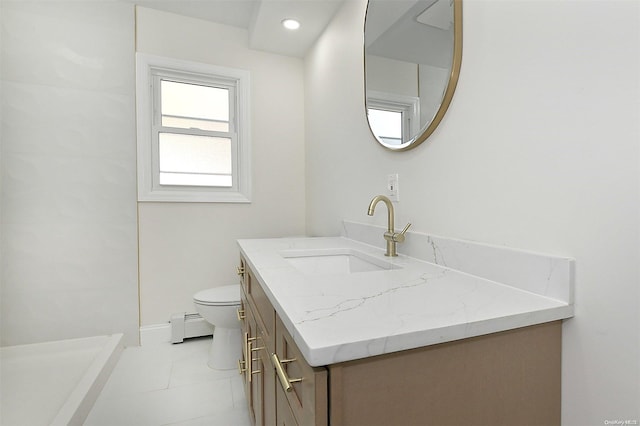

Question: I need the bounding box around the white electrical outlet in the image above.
[387,173,399,202]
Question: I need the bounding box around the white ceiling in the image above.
[130,0,345,58]
[365,0,453,67]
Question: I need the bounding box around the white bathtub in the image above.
[0,334,123,426]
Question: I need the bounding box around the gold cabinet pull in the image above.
[247,334,265,376]
[242,332,250,358]
[237,309,245,322]
[251,355,261,375]
[240,332,249,378]
[241,332,256,380]
[236,266,245,276]
[271,353,302,392]
[246,336,258,382]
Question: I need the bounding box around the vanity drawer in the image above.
[240,256,275,351]
[238,257,249,300]
[247,268,274,348]
[273,316,328,426]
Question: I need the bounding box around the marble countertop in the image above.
[238,236,573,367]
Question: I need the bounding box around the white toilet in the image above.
[193,284,242,370]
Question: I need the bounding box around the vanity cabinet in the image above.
[238,258,276,426]
[239,257,327,426]
[238,256,562,426]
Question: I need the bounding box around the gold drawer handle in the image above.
[239,332,249,377]
[271,353,302,392]
[237,309,245,322]
[238,359,246,375]
[247,336,258,382]
[251,354,261,376]
[241,332,255,380]
[236,266,245,276]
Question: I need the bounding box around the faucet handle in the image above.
[393,223,412,243]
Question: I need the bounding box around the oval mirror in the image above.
[364,0,462,151]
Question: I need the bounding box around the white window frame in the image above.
[136,53,251,203]
[367,90,420,147]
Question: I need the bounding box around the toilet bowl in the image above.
[193,284,241,370]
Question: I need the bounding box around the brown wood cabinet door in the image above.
[249,320,264,426]
[274,316,328,426]
[276,384,298,426]
[239,292,253,423]
[245,304,261,425]
[240,265,276,425]
[259,342,276,426]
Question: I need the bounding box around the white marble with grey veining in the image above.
[238,227,574,367]
[341,220,574,305]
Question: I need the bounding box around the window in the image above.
[367,108,403,145]
[367,91,420,147]
[136,53,251,202]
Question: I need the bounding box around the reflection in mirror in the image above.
[365,0,462,151]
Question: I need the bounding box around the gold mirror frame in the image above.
[364,0,463,151]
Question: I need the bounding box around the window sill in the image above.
[138,189,251,203]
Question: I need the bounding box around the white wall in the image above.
[306,0,639,424]
[0,1,139,346]
[366,55,418,97]
[136,8,306,326]
[418,63,450,125]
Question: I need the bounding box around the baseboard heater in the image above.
[170,312,214,344]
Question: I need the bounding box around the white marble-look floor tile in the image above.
[230,375,247,409]
[161,407,251,426]
[85,337,251,426]
[85,379,235,426]
[96,344,173,399]
[169,340,238,388]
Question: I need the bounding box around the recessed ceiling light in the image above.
[281,18,300,30]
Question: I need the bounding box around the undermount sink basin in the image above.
[280,248,399,275]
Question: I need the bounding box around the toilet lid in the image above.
[193,284,240,306]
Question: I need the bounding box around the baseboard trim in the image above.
[140,316,214,346]
[139,323,171,346]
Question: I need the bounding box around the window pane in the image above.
[161,80,229,132]
[159,133,232,187]
[368,108,402,145]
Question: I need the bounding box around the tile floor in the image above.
[84,337,251,426]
